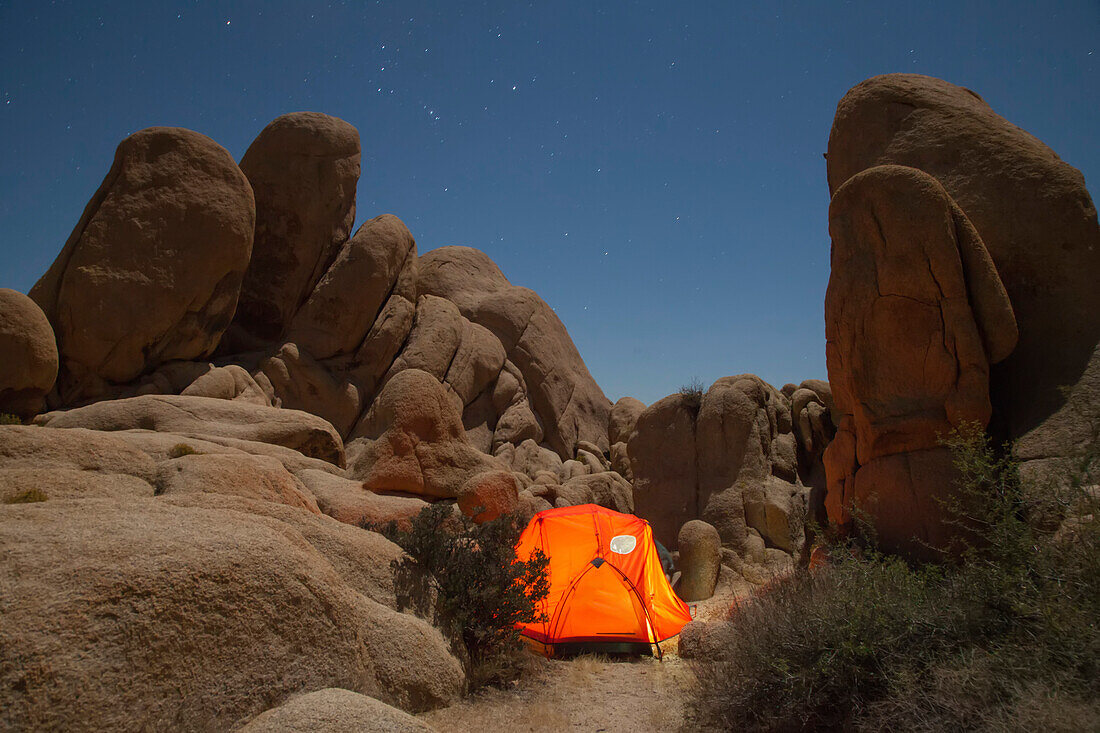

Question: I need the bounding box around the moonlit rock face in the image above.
[29,127,255,403]
[229,111,361,346]
[827,73,1100,442]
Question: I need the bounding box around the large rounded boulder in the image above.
[348,369,505,498]
[228,112,361,346]
[827,73,1100,448]
[0,498,463,730]
[0,288,58,419]
[287,214,418,361]
[29,127,255,405]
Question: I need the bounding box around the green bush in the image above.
[689,423,1100,731]
[3,488,47,504]
[0,413,23,425]
[368,503,550,690]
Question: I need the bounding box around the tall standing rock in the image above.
[823,165,1017,557]
[228,112,360,347]
[826,73,1100,452]
[628,393,698,549]
[609,396,646,445]
[29,127,255,405]
[0,289,58,419]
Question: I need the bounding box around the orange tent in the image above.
[515,504,692,656]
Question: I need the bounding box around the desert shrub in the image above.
[369,503,550,690]
[0,413,22,425]
[679,377,705,413]
[168,443,200,458]
[689,423,1100,731]
[3,488,47,504]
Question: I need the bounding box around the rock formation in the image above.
[823,164,1017,556]
[417,246,612,457]
[0,498,462,731]
[628,375,832,580]
[0,288,58,419]
[35,394,346,468]
[826,73,1100,479]
[226,112,361,348]
[824,74,1098,556]
[29,127,255,406]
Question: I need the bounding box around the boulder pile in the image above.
[626,375,835,583]
[0,110,637,727]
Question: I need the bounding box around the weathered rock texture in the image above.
[823,166,1017,557]
[823,73,1100,556]
[827,73,1099,467]
[238,688,435,733]
[629,375,826,579]
[30,127,255,405]
[227,112,360,347]
[0,425,157,503]
[0,498,463,731]
[0,289,58,419]
[35,394,346,468]
[418,246,611,458]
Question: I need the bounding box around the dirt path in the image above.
[419,653,696,732]
[420,568,751,732]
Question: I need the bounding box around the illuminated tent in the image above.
[515,504,693,656]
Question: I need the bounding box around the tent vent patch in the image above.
[609,535,637,554]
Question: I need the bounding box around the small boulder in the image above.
[677,520,721,602]
[0,288,58,419]
[456,469,520,523]
[238,688,434,733]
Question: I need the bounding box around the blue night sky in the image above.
[1,1,1097,404]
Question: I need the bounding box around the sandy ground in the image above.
[420,653,696,732]
[420,569,750,732]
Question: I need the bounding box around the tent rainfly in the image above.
[515,504,692,657]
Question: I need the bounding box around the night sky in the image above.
[1,1,1097,404]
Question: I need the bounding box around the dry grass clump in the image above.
[3,488,48,504]
[689,423,1100,731]
[678,378,705,413]
[168,443,200,458]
